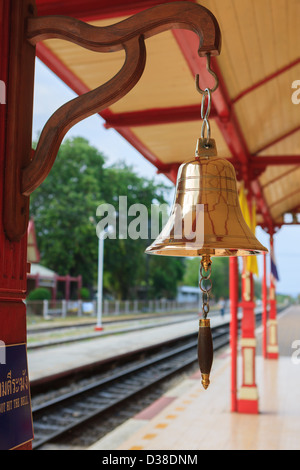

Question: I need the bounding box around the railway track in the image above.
[27,312,199,350]
[31,323,231,450]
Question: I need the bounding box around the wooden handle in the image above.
[198,319,213,389]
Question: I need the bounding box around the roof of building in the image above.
[29,263,57,278]
[34,0,300,233]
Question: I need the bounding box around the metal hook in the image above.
[195,53,219,94]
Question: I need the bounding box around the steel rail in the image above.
[31,323,231,450]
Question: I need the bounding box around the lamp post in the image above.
[95,226,113,332]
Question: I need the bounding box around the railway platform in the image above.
[89,305,300,451]
[28,311,230,384]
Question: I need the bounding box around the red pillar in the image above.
[237,259,259,414]
[262,252,268,359]
[52,274,58,301]
[230,257,238,412]
[77,275,82,299]
[267,235,279,359]
[0,0,35,450]
[65,275,71,302]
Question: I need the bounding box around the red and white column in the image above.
[237,259,259,414]
[262,252,268,359]
[267,235,279,359]
[230,257,239,412]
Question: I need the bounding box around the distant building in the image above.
[177,286,200,304]
[27,219,82,300]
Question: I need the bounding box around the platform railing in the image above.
[25,298,202,319]
[25,298,290,322]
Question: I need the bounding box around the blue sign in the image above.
[0,343,34,450]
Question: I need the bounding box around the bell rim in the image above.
[145,243,268,257]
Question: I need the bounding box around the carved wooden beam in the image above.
[22,36,147,196]
[4,1,221,241]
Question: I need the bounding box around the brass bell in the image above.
[145,139,267,258]
[145,138,268,390]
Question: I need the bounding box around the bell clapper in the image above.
[198,255,214,390]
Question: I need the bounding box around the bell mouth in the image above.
[145,244,267,257]
[144,153,269,259]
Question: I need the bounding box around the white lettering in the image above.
[291,339,300,364]
[96,203,117,239]
[128,203,148,240]
[96,198,205,245]
[102,455,136,467]
[291,80,300,104]
[0,341,6,365]
[0,80,5,104]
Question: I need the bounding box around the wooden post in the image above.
[0,0,36,450]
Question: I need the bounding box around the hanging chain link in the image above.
[200,88,211,145]
[195,52,219,147]
[199,257,213,319]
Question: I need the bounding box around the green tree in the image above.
[183,257,230,301]
[30,137,106,288]
[99,163,175,299]
[148,256,185,299]
[30,138,184,299]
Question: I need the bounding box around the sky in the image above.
[32,59,300,297]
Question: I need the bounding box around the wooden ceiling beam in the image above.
[250,155,300,169]
[254,124,300,155]
[35,0,196,21]
[103,105,217,129]
[233,56,300,104]
[269,187,300,209]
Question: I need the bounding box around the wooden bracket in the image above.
[3,0,37,242]
[4,0,221,241]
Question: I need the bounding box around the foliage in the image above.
[27,287,51,301]
[148,255,185,299]
[30,137,105,287]
[99,162,171,299]
[80,287,91,301]
[30,137,184,299]
[183,257,230,301]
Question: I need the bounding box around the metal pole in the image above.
[95,233,104,331]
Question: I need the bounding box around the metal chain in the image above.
[200,88,211,145]
[199,262,213,319]
[195,52,219,147]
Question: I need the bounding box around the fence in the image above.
[25,299,199,319]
